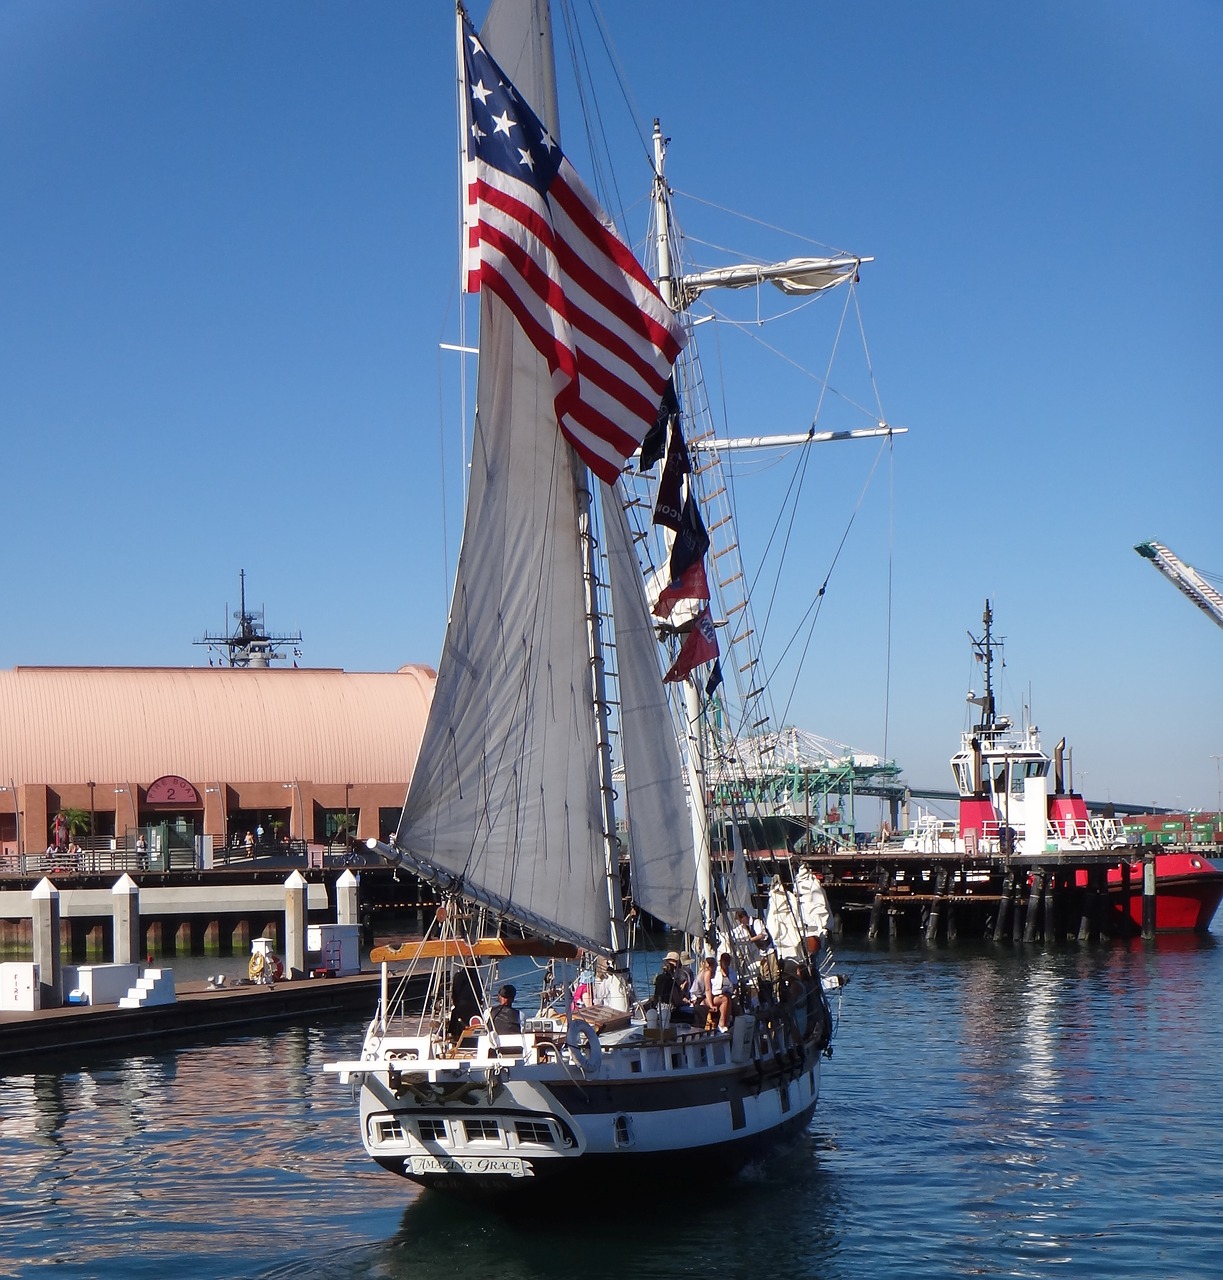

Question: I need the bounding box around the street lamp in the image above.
[282,781,303,845]
[1,780,20,858]
[1212,755,1222,818]
[115,784,137,844]
[345,781,352,848]
[205,784,227,854]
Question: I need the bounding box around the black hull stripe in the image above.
[375,1097,819,1198]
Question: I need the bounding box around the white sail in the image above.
[395,297,611,954]
[603,483,704,938]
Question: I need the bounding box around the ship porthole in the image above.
[613,1114,634,1148]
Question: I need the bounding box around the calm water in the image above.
[2,936,1222,1279]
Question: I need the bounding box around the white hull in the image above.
[330,1001,829,1193]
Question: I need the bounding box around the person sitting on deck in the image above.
[650,951,693,1022]
[690,954,733,1032]
[447,966,482,1040]
[488,984,521,1034]
[709,953,737,1032]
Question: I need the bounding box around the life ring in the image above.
[248,952,283,982]
[566,1019,601,1072]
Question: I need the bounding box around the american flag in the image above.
[460,14,686,485]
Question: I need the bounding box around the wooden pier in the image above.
[738,845,1221,941]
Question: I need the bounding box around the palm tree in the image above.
[57,807,91,844]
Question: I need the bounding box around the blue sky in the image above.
[3,1,1220,813]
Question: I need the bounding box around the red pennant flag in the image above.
[663,605,719,683]
[654,557,710,619]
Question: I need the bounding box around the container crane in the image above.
[1134,541,1223,632]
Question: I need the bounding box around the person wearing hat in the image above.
[652,950,692,1021]
[489,983,521,1034]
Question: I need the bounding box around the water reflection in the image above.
[2,942,1222,1280]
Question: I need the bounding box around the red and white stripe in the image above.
[465,154,686,484]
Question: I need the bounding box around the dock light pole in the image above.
[1,781,19,858]
[205,784,227,853]
[345,781,352,848]
[283,781,303,843]
[1212,755,1222,820]
[88,780,96,869]
[115,785,137,847]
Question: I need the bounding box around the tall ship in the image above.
[324,0,870,1192]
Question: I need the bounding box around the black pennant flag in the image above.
[669,491,709,579]
[639,376,678,472]
[705,660,723,697]
[653,416,690,531]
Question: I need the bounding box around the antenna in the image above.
[194,570,303,668]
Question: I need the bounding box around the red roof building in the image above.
[0,664,435,859]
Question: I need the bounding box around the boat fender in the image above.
[566,1019,601,1072]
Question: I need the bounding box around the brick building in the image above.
[0,664,435,860]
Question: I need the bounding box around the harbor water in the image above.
[2,936,1221,1279]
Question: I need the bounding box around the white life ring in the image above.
[566,1019,601,1072]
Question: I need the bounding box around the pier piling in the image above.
[1142,854,1157,939]
[993,868,1015,942]
[1022,869,1046,943]
[867,867,890,940]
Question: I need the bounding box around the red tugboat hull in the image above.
[1104,853,1223,933]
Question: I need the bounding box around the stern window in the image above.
[514,1120,553,1145]
[376,1119,407,1143]
[463,1118,501,1142]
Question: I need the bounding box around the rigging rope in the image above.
[769,434,893,730]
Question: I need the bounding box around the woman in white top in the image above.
[708,953,736,1032]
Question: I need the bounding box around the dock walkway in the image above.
[0,971,398,1067]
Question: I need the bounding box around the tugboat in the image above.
[904,601,1223,932]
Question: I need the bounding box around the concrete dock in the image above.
[0,970,405,1068]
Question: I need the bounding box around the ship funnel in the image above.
[1053,738,1066,794]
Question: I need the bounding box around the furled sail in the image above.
[678,255,863,303]
[603,484,705,938]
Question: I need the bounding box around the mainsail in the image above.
[395,301,611,953]
[395,1,689,955]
